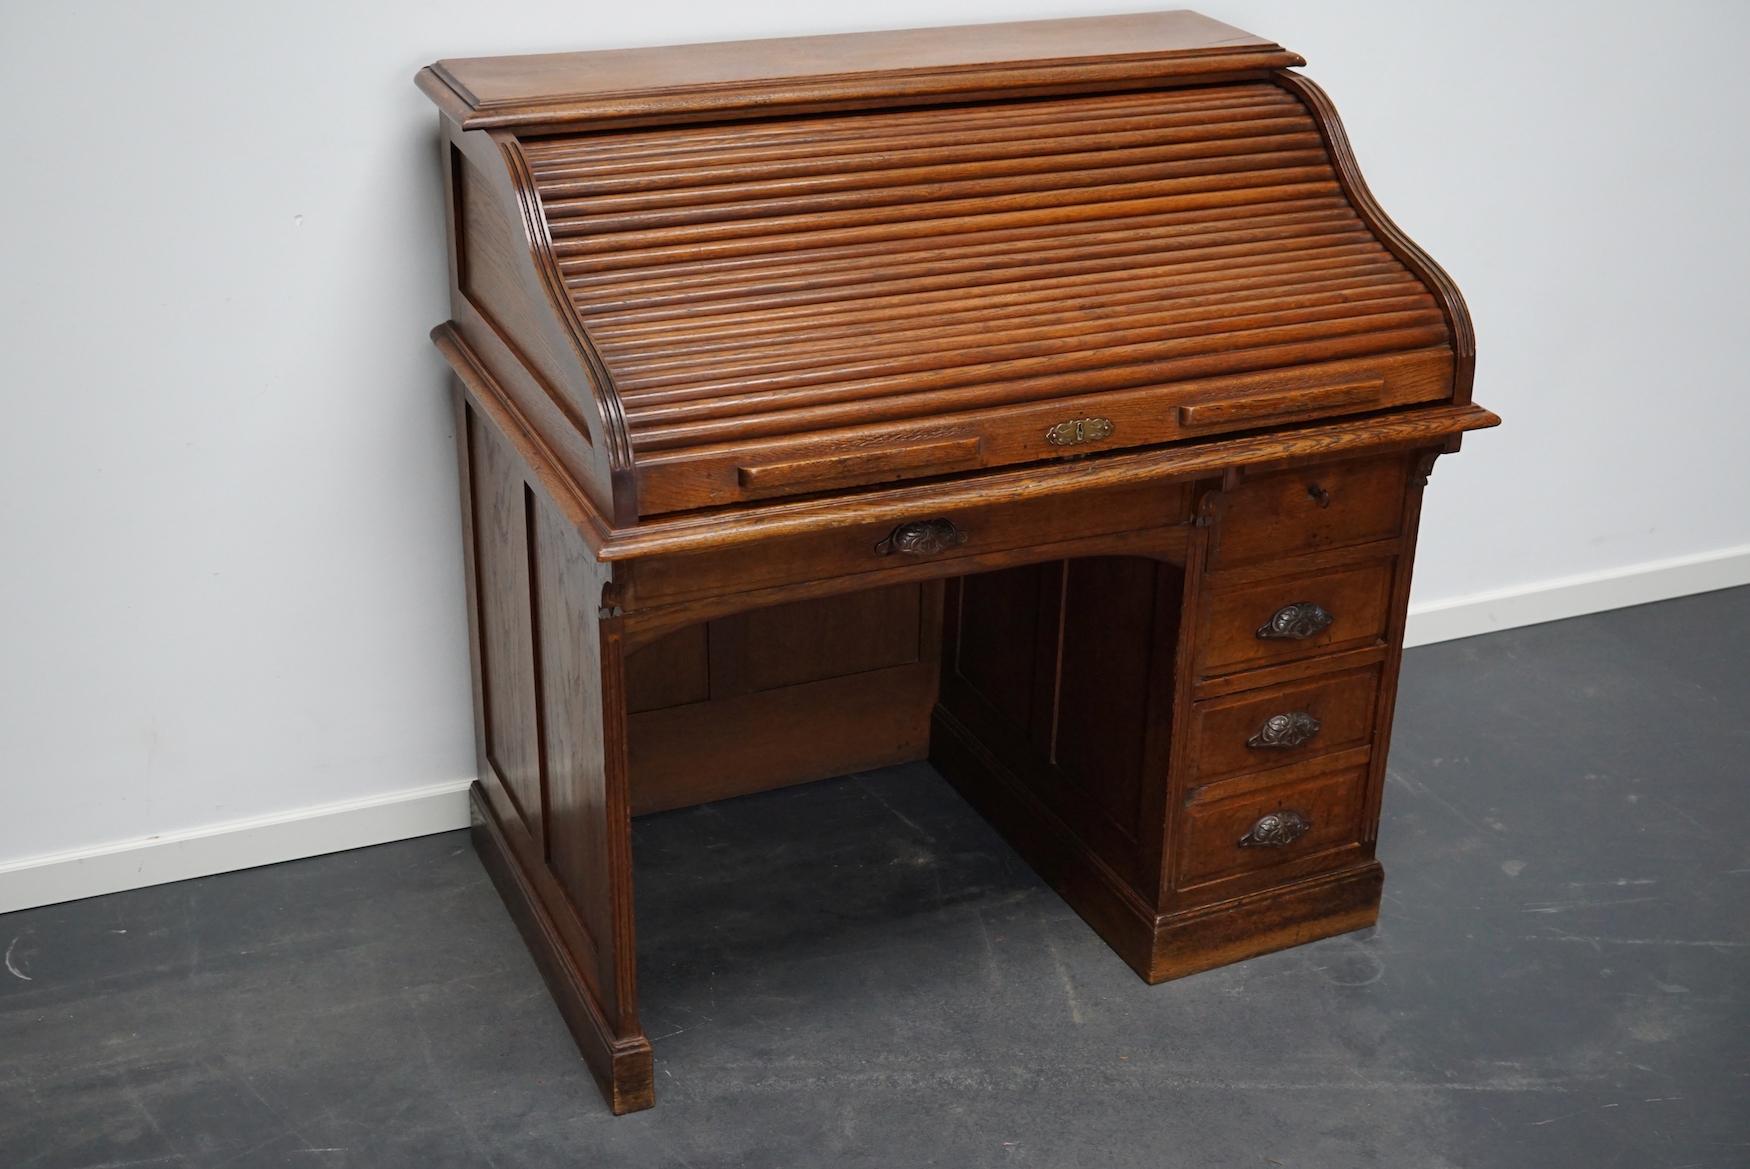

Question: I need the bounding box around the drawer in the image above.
[1198,559,1394,677]
[628,479,1192,606]
[1212,452,1408,568]
[1186,666,1381,784]
[1176,764,1368,890]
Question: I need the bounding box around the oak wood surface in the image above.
[1197,556,1395,677]
[509,79,1456,514]
[1184,664,1383,784]
[422,12,1300,131]
[422,10,1493,1113]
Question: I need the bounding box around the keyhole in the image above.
[1307,483,1332,508]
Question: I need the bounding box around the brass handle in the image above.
[1307,482,1332,508]
[1238,810,1312,848]
[1257,602,1334,641]
[876,518,967,556]
[1247,711,1321,749]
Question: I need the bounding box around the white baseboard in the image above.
[3,545,1746,917]
[0,779,473,916]
[1404,542,1750,648]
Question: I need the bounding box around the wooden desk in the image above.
[417,11,1497,1114]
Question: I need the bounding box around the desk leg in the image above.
[456,391,653,1113]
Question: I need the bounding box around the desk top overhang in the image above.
[420,11,1489,540]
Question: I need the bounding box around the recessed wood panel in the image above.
[622,583,941,812]
[939,556,1185,889]
[529,492,620,1005]
[735,584,923,693]
[625,625,709,713]
[952,564,1048,728]
[467,416,544,843]
[1054,558,1177,840]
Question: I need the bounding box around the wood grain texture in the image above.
[508,81,1458,512]
[436,320,1495,567]
[423,11,1495,1113]
[422,12,1300,131]
[624,583,942,812]
[455,397,649,1112]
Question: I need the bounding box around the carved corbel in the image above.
[1411,449,1442,488]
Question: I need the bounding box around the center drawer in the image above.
[626,478,1192,607]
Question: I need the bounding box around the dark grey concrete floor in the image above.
[4,587,1748,1169]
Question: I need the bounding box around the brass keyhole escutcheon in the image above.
[1045,417,1114,447]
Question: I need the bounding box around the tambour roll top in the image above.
[421,11,1473,522]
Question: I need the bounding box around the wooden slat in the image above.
[523,83,1447,471]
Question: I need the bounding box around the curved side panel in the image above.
[1272,71,1476,402]
[496,133,640,521]
[444,123,624,520]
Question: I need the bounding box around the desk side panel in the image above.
[443,120,629,521]
[455,386,652,1112]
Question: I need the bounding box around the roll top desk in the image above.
[417,10,1496,1113]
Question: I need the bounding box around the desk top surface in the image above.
[425,12,1302,130]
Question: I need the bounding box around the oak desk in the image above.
[416,10,1497,1114]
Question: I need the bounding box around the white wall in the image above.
[4,1,1748,903]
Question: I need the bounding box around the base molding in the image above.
[468,783,654,1114]
[1147,863,1383,981]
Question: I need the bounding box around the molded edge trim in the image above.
[1274,69,1478,402]
[420,53,1304,132]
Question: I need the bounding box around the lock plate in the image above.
[1045,417,1114,447]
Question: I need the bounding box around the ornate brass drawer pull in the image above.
[876,518,967,556]
[1238,810,1312,848]
[1256,601,1335,641]
[1045,416,1114,447]
[1247,711,1322,749]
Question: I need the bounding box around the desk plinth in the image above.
[419,11,1495,1113]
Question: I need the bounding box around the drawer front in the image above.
[1199,560,1394,677]
[629,480,1192,606]
[1212,452,1408,568]
[1177,765,1368,889]
[1187,666,1381,784]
